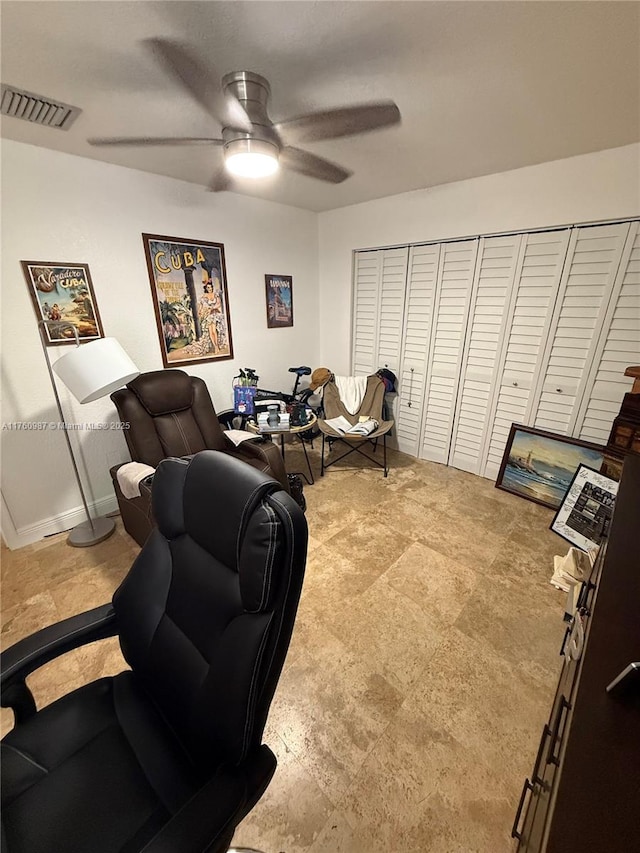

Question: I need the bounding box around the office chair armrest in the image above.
[1,603,117,689]
[141,745,276,853]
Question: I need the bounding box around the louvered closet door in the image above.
[530,223,631,436]
[419,240,479,463]
[448,235,523,473]
[377,247,409,378]
[482,230,571,479]
[352,247,408,377]
[352,251,381,375]
[395,243,441,455]
[574,221,640,444]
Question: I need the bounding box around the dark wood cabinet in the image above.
[513,454,640,852]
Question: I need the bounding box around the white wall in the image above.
[1,140,318,547]
[318,143,640,372]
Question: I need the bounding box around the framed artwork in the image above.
[265,274,293,328]
[21,261,104,345]
[495,423,604,510]
[550,464,618,550]
[142,233,233,367]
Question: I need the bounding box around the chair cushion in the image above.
[1,672,200,853]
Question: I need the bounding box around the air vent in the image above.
[1,84,81,130]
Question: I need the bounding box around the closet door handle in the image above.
[556,387,563,393]
[511,778,534,840]
[512,381,518,387]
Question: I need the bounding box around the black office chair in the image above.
[0,451,308,853]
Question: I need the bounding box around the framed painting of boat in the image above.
[495,424,605,510]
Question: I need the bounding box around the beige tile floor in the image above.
[0,444,569,853]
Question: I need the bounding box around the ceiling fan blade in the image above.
[280,147,352,183]
[143,38,253,132]
[88,137,224,147]
[207,166,234,193]
[275,101,400,144]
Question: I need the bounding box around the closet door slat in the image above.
[449,234,522,474]
[530,223,631,437]
[352,251,380,376]
[395,244,441,455]
[482,230,571,479]
[420,240,479,464]
[377,247,409,374]
[574,222,640,445]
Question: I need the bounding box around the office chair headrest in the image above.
[128,369,194,416]
[152,451,285,612]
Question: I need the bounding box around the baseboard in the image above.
[2,494,119,550]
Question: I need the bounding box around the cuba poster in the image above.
[142,233,234,366]
[21,261,104,345]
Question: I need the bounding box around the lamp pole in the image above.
[38,320,115,546]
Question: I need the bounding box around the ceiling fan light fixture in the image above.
[224,138,279,178]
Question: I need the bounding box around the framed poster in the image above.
[142,233,233,367]
[550,464,618,550]
[21,261,104,345]
[495,423,604,510]
[265,274,293,328]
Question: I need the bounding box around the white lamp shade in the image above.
[52,337,140,403]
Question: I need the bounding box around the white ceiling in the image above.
[1,1,638,212]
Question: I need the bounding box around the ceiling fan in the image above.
[88,39,401,191]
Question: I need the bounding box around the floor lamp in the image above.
[39,320,139,547]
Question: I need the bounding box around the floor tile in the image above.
[231,734,334,853]
[407,627,555,783]
[1,452,565,851]
[455,573,565,685]
[385,541,479,632]
[267,629,404,803]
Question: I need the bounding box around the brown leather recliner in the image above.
[110,369,291,546]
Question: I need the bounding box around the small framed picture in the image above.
[550,464,618,551]
[265,274,293,328]
[21,261,105,345]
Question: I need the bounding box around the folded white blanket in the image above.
[117,462,155,500]
[334,375,368,414]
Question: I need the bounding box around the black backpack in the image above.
[376,368,397,392]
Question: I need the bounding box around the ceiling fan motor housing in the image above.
[221,70,280,157]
